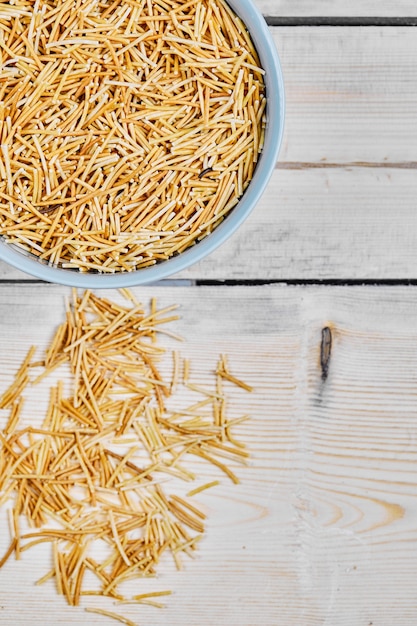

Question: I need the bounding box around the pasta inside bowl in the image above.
[0,0,284,286]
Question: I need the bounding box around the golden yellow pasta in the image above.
[0,289,252,618]
[0,0,266,272]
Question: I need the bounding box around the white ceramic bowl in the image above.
[0,0,285,287]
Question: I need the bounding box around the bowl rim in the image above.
[0,0,285,287]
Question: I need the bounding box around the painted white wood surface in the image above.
[181,168,417,280]
[1,285,417,625]
[1,27,416,281]
[275,27,417,164]
[254,0,417,17]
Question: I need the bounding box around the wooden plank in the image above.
[0,260,27,280]
[274,27,417,164]
[1,284,417,624]
[294,286,417,626]
[183,26,417,280]
[254,0,417,17]
[179,168,417,280]
[0,284,298,626]
[2,167,416,281]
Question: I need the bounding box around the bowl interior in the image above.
[0,0,285,288]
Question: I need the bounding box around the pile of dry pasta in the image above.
[0,0,266,273]
[0,288,252,624]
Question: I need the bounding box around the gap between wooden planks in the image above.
[254,0,417,17]
[1,284,417,625]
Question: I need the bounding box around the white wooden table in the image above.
[1,2,417,625]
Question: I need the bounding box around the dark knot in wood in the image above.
[320,326,332,381]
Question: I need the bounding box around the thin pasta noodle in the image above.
[0,288,253,618]
[0,0,266,273]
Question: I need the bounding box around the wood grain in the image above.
[254,0,417,17]
[180,168,417,280]
[0,285,298,626]
[1,284,417,625]
[276,27,417,164]
[184,25,417,279]
[294,286,417,626]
